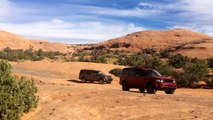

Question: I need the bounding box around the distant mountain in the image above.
[0,30,74,53]
[91,28,213,58]
[0,29,212,58]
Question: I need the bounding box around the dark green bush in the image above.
[142,48,157,55]
[173,71,189,88]
[116,53,162,68]
[173,60,209,88]
[0,47,63,61]
[109,68,122,77]
[183,60,209,85]
[169,54,189,68]
[0,60,38,120]
[160,49,170,58]
[156,64,175,77]
[207,58,213,68]
[116,54,131,66]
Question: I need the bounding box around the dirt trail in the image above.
[10,61,213,120]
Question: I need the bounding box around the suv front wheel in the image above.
[99,78,104,84]
[146,83,156,94]
[122,82,130,91]
[139,88,145,93]
[165,90,175,94]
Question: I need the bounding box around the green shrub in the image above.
[109,68,122,77]
[160,49,170,58]
[169,54,189,68]
[156,64,175,77]
[116,53,162,68]
[173,60,209,88]
[0,60,38,120]
[116,54,131,66]
[173,71,189,88]
[0,47,63,61]
[142,48,157,55]
[183,60,209,86]
[207,58,213,68]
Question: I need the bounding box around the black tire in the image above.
[122,82,130,91]
[99,79,104,84]
[165,90,175,94]
[81,78,86,83]
[146,83,156,94]
[139,88,145,93]
[106,81,111,84]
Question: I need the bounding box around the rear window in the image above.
[80,70,85,74]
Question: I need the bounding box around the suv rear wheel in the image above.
[99,79,104,84]
[165,90,175,94]
[122,82,130,91]
[106,81,111,84]
[146,83,156,94]
[139,88,145,93]
[81,78,86,83]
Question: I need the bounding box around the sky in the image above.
[0,0,213,44]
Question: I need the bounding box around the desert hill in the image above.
[0,30,32,50]
[1,29,213,58]
[90,28,213,58]
[30,40,74,53]
[0,30,74,53]
[93,28,210,50]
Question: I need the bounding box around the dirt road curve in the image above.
[10,61,213,120]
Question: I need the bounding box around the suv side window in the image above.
[135,69,143,76]
[80,70,85,74]
[128,69,136,76]
[121,69,128,76]
[91,71,97,76]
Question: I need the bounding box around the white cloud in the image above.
[69,5,159,18]
[0,0,13,21]
[0,19,145,43]
[138,2,153,8]
[171,25,213,36]
[172,0,213,21]
[157,0,213,36]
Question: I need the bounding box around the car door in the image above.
[126,69,137,87]
[90,71,99,81]
[134,70,145,87]
[85,71,92,80]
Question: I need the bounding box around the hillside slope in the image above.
[0,30,74,53]
[0,30,32,50]
[94,29,209,50]
[92,28,213,58]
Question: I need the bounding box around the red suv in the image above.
[119,67,177,94]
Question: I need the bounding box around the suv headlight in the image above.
[156,79,164,83]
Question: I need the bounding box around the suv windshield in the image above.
[143,70,162,77]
